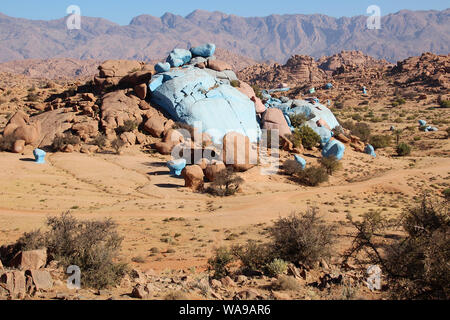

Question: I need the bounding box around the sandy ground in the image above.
[1,141,449,274]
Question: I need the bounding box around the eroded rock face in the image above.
[101,91,144,134]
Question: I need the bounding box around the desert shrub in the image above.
[269,208,336,267]
[396,143,411,156]
[208,247,235,279]
[294,166,329,186]
[443,189,450,201]
[251,85,263,100]
[291,126,321,150]
[439,100,450,108]
[91,134,107,148]
[52,132,80,151]
[265,258,289,277]
[342,121,371,142]
[319,156,342,175]
[345,195,449,299]
[289,113,309,128]
[11,212,127,289]
[392,97,406,107]
[230,80,241,88]
[111,137,126,154]
[115,120,137,135]
[0,134,16,151]
[369,135,392,149]
[205,167,243,197]
[232,241,274,275]
[282,159,304,176]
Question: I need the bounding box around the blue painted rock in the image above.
[150,68,260,143]
[190,43,216,57]
[418,120,427,126]
[294,155,307,170]
[154,62,171,74]
[166,49,192,67]
[364,144,376,157]
[325,83,333,89]
[322,139,345,161]
[167,159,187,176]
[33,148,46,164]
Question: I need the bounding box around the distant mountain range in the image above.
[0,9,448,64]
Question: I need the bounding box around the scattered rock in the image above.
[181,165,204,191]
[9,249,47,271]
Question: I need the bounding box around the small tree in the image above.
[205,167,244,197]
[396,143,411,156]
[208,247,235,279]
[294,166,329,186]
[319,156,342,175]
[291,126,321,149]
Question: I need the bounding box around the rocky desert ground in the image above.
[0,46,448,301]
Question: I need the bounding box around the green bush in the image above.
[230,80,241,88]
[439,100,450,108]
[208,247,235,279]
[291,126,321,150]
[11,212,127,289]
[396,143,411,156]
[342,121,371,142]
[265,258,289,277]
[319,156,342,175]
[442,189,450,201]
[369,135,392,149]
[232,241,274,275]
[289,113,309,128]
[269,208,336,267]
[294,166,329,186]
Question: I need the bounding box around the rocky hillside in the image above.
[0,9,449,64]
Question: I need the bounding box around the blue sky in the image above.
[1,0,448,25]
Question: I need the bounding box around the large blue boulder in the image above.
[167,159,187,176]
[286,100,340,146]
[166,49,192,67]
[365,144,376,157]
[151,67,261,143]
[190,43,216,57]
[33,148,46,164]
[322,139,345,161]
[294,155,307,170]
[155,62,171,74]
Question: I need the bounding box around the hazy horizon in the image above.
[0,0,449,25]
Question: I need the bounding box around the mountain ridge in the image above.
[0,9,448,63]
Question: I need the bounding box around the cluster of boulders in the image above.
[0,248,54,299]
[391,52,449,89]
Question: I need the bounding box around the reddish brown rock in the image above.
[207,60,232,72]
[144,116,166,138]
[204,162,226,182]
[134,83,147,100]
[154,142,173,155]
[251,96,266,114]
[9,249,47,270]
[26,270,53,291]
[182,165,204,191]
[261,108,291,138]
